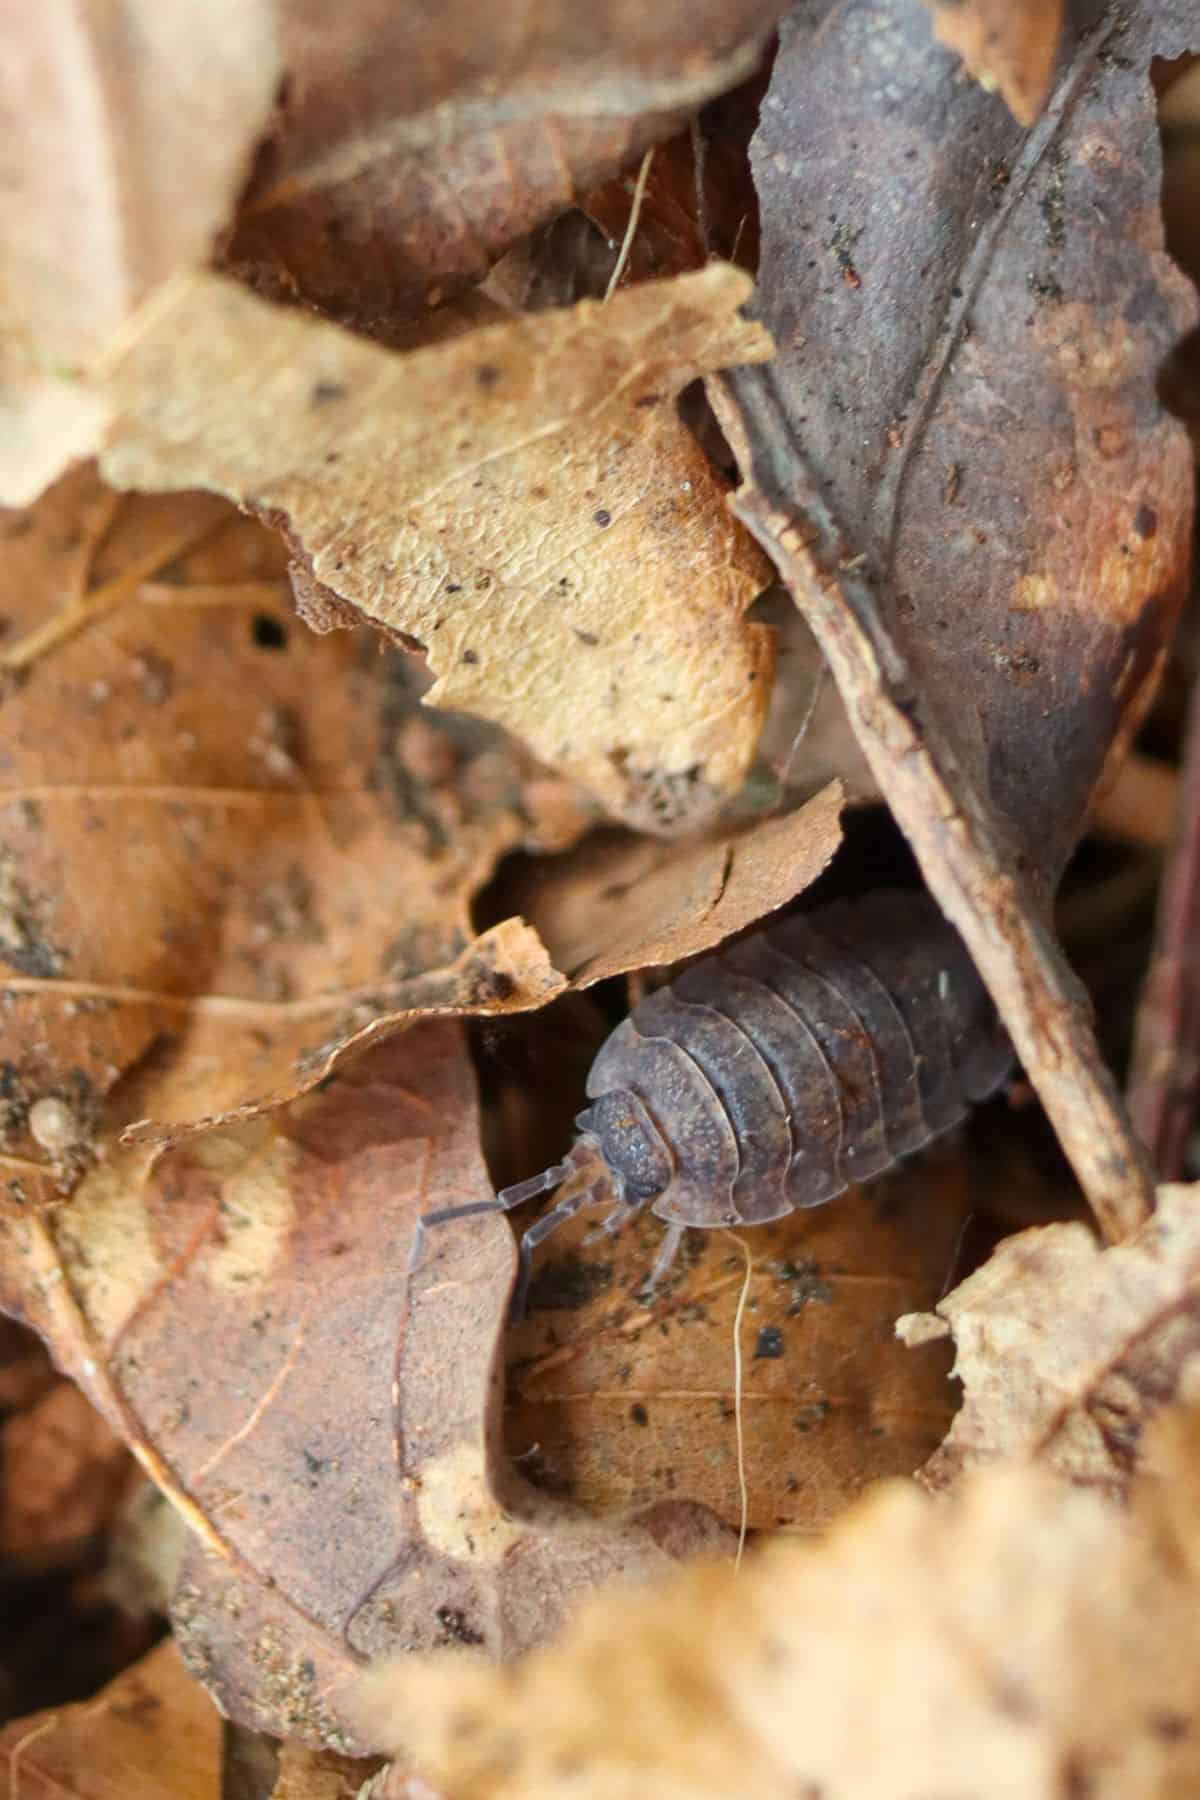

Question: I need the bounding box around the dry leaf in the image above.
[270,1743,383,1800]
[355,1409,1200,1799]
[1,1025,728,1751]
[0,1317,57,1413]
[714,0,1198,1241]
[97,265,775,834]
[226,0,787,335]
[1,1379,133,1565]
[925,0,1065,126]
[0,0,280,504]
[900,1181,1200,1496]
[577,84,766,290]
[504,1148,971,1533]
[0,1639,222,1800]
[0,468,577,1194]
[515,781,843,985]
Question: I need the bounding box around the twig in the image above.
[1130,673,1200,1176]
[604,148,655,302]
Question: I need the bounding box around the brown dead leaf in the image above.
[225,1,787,337]
[925,0,1065,126]
[97,265,775,834]
[0,1639,222,1800]
[714,0,1198,1242]
[1,1379,133,1565]
[271,1744,384,1800]
[504,1147,971,1534]
[515,780,843,985]
[577,81,766,291]
[0,467,579,1194]
[0,1317,56,1413]
[1,1024,728,1752]
[900,1182,1200,1497]
[356,1408,1200,1799]
[0,1,280,505]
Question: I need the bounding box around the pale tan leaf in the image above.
[355,1412,1200,1798]
[899,1182,1200,1494]
[925,0,1064,125]
[98,265,775,832]
[0,1641,222,1799]
[0,0,280,503]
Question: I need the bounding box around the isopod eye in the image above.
[576,1089,673,1203]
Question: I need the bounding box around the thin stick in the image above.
[726,1231,754,1569]
[604,148,655,302]
[777,662,829,791]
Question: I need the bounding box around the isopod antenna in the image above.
[408,1140,608,1319]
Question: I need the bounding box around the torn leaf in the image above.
[225,0,788,334]
[98,265,775,834]
[901,1182,1200,1497]
[925,0,1064,125]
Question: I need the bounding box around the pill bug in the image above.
[414,890,1012,1311]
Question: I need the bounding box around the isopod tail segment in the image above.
[407,1118,665,1321]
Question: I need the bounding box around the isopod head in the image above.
[574,1090,673,1205]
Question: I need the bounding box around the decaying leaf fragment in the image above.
[0,1640,222,1800]
[98,265,775,834]
[924,0,1064,125]
[0,1025,729,1752]
[900,1182,1200,1497]
[356,1410,1200,1798]
[515,780,843,985]
[1,1377,133,1563]
[715,0,1198,1241]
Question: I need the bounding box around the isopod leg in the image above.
[409,1157,576,1277]
[512,1181,604,1320]
[496,1159,574,1209]
[644,1222,686,1295]
[407,1200,505,1279]
[581,1199,639,1245]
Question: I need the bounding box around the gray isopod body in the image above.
[413,891,1013,1308]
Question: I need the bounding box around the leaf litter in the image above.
[355,1405,1200,1798]
[223,0,789,334]
[97,264,777,834]
[900,1182,1200,1498]
[713,0,1198,1242]
[1,1024,732,1751]
[0,466,578,1203]
[0,0,1198,1788]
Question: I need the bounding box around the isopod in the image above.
[414,891,1012,1311]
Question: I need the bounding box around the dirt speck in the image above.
[0,851,66,978]
[527,1255,614,1312]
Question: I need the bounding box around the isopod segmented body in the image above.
[414,891,1012,1308]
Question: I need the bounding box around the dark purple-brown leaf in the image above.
[715,0,1197,1241]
